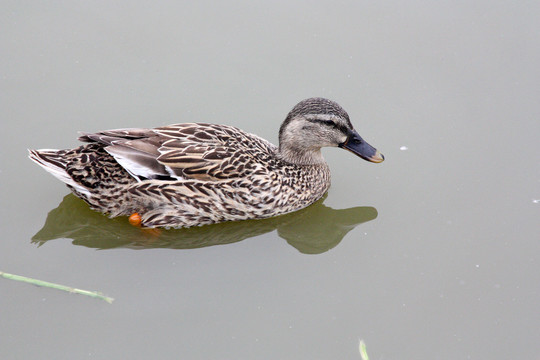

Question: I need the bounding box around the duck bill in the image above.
[339,130,384,163]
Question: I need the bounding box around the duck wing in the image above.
[154,123,276,181]
[79,123,276,182]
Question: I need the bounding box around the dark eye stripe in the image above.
[308,119,349,135]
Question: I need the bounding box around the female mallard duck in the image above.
[29,97,384,229]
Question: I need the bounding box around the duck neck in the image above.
[277,144,326,166]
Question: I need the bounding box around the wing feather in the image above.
[153,123,276,181]
[79,123,277,182]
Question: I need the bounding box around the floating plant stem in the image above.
[0,271,114,304]
[359,339,369,360]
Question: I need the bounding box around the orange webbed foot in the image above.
[129,213,162,237]
[129,212,142,227]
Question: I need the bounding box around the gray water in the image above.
[2,2,539,359]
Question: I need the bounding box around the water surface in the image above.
[1,2,539,359]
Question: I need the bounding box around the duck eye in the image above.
[323,120,335,127]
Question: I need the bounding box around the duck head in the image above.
[278,97,384,165]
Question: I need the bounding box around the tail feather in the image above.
[28,149,91,197]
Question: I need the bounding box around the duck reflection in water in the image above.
[32,194,378,254]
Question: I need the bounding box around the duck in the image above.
[28,97,384,229]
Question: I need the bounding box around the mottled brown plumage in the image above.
[29,98,384,228]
